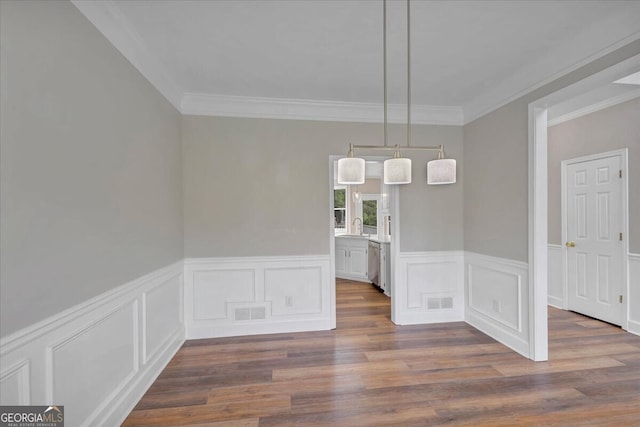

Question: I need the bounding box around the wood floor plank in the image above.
[123,280,640,426]
[272,359,410,381]
[493,356,625,376]
[363,365,505,389]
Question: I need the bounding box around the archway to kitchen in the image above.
[329,156,399,328]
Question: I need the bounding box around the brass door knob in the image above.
[566,241,576,248]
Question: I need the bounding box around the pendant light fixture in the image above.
[337,0,456,186]
[352,189,362,203]
[384,146,412,184]
[337,144,365,184]
[427,149,457,184]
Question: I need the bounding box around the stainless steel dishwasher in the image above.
[368,241,380,288]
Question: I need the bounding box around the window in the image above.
[334,187,346,233]
[356,194,381,236]
[362,199,378,235]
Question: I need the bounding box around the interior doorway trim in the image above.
[528,53,640,361]
[328,155,398,328]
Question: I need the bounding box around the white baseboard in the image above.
[628,320,640,336]
[184,255,332,339]
[0,262,184,427]
[464,252,531,358]
[628,253,640,336]
[394,251,464,325]
[547,244,564,308]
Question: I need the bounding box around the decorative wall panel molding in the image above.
[0,262,184,427]
[394,251,465,325]
[465,252,530,358]
[184,255,332,339]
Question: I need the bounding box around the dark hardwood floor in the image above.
[123,278,640,426]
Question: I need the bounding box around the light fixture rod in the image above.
[383,0,388,147]
[349,144,443,152]
[406,0,411,148]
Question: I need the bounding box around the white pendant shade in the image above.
[427,158,456,185]
[337,157,365,184]
[384,157,412,184]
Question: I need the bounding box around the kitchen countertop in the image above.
[335,234,390,244]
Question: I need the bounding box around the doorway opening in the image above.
[329,156,399,328]
[528,53,640,361]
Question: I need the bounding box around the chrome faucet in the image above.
[352,217,363,235]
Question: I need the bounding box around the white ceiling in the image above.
[73,0,640,124]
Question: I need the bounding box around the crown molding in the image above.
[72,0,637,127]
[71,0,183,111]
[547,88,640,127]
[71,0,462,126]
[463,31,640,125]
[181,93,463,125]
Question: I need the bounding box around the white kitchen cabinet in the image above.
[335,236,369,282]
[379,242,391,296]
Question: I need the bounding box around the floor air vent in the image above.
[427,297,453,310]
[234,306,266,321]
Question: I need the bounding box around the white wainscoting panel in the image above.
[192,269,256,320]
[0,359,30,405]
[143,274,183,364]
[0,262,184,427]
[629,253,640,335]
[548,244,564,308]
[465,252,530,358]
[184,256,332,339]
[394,252,464,325]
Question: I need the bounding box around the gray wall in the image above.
[548,98,640,253]
[463,102,529,261]
[182,116,463,257]
[0,1,183,337]
[463,40,640,262]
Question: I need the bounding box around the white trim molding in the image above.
[528,105,549,362]
[184,255,332,339]
[464,31,640,124]
[0,262,184,427]
[628,253,640,336]
[70,0,182,110]
[394,251,465,325]
[547,244,564,309]
[181,93,464,125]
[547,88,640,127]
[465,252,531,359]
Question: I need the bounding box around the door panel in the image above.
[349,247,368,278]
[566,154,623,325]
[335,245,348,276]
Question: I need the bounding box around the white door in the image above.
[565,154,624,325]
